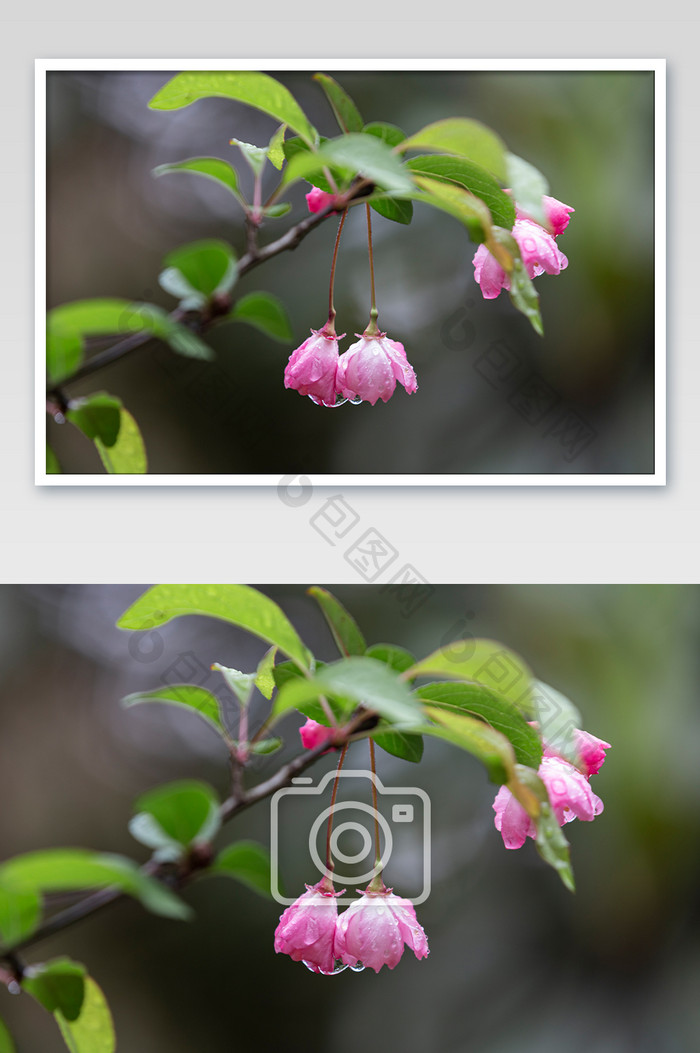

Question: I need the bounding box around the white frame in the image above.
[36,58,666,486]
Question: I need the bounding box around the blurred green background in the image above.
[1,584,697,1051]
[45,70,655,475]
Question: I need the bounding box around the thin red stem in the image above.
[325,744,349,871]
[369,738,381,867]
[328,209,348,325]
[366,203,378,322]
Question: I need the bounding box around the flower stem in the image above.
[369,739,381,869]
[325,743,349,872]
[365,204,380,334]
[328,209,348,327]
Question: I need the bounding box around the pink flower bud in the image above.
[306,187,339,214]
[284,325,341,407]
[572,729,611,777]
[541,195,575,236]
[274,880,343,974]
[299,717,335,751]
[335,332,418,406]
[493,754,604,850]
[334,887,429,973]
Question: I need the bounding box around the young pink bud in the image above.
[334,887,429,973]
[284,325,341,407]
[274,880,342,974]
[572,729,611,777]
[306,187,339,214]
[335,332,417,406]
[299,717,335,751]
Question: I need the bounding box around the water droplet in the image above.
[308,394,348,408]
[349,396,363,405]
[303,960,350,975]
[349,962,366,972]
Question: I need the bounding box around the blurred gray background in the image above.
[1,584,697,1051]
[45,70,655,475]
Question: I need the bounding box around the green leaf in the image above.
[46,444,61,474]
[263,202,291,218]
[508,258,544,337]
[122,684,227,737]
[255,646,277,700]
[406,154,515,230]
[153,157,244,203]
[230,291,292,342]
[313,73,363,133]
[533,680,582,764]
[405,639,534,714]
[55,977,116,1053]
[0,883,40,946]
[282,136,338,193]
[273,657,421,725]
[400,118,508,181]
[506,152,549,226]
[363,122,407,149]
[47,330,83,384]
[229,137,269,176]
[307,586,366,657]
[365,643,416,675]
[0,1017,16,1053]
[160,239,237,311]
[415,681,542,768]
[368,193,414,226]
[267,124,286,170]
[410,176,492,242]
[249,737,282,755]
[95,408,147,474]
[148,72,317,145]
[66,393,122,447]
[0,850,191,921]
[535,801,575,891]
[422,706,515,784]
[211,841,272,898]
[212,662,255,706]
[371,728,424,763]
[117,585,312,670]
[130,780,220,853]
[283,133,415,195]
[22,959,86,1022]
[272,659,307,691]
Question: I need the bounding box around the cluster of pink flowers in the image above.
[274,877,429,974]
[473,194,574,300]
[284,321,417,408]
[493,727,610,849]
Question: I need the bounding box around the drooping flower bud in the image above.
[299,718,335,751]
[274,879,343,974]
[306,187,340,214]
[334,884,429,973]
[335,331,417,406]
[284,323,342,407]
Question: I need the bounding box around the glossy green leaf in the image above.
[282,136,338,193]
[313,73,363,133]
[0,850,191,921]
[411,176,491,242]
[506,152,549,226]
[55,977,116,1053]
[22,959,86,1022]
[47,330,83,384]
[536,801,575,891]
[119,585,311,668]
[230,292,292,342]
[212,841,272,898]
[66,393,122,448]
[95,408,147,474]
[229,137,268,176]
[212,663,255,706]
[148,72,317,145]
[406,154,515,230]
[371,728,424,763]
[0,1017,15,1053]
[307,586,366,657]
[255,646,277,700]
[267,124,286,170]
[422,706,515,784]
[533,680,582,764]
[160,240,237,308]
[508,258,543,337]
[284,133,414,194]
[406,639,534,714]
[363,121,406,148]
[130,781,220,853]
[368,193,414,226]
[249,736,282,755]
[365,643,416,674]
[274,657,421,725]
[400,118,508,181]
[0,883,41,945]
[263,202,291,219]
[46,444,61,474]
[272,659,307,691]
[122,684,227,736]
[416,681,542,768]
[153,157,244,203]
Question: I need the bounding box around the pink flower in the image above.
[306,187,339,214]
[274,880,342,974]
[284,324,341,407]
[516,194,575,236]
[334,886,429,973]
[336,332,418,406]
[299,718,335,751]
[493,755,604,850]
[570,729,611,777]
[473,218,569,300]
